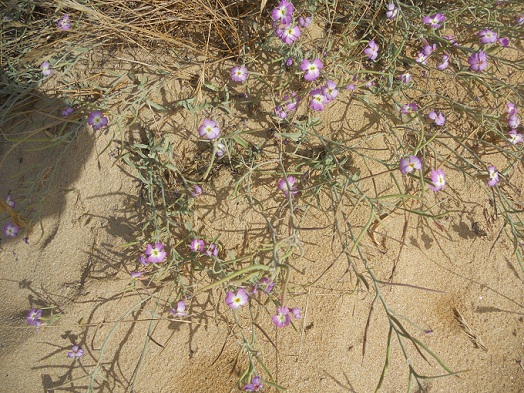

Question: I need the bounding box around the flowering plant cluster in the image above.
[271,1,310,46]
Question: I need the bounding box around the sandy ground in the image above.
[1,84,523,393]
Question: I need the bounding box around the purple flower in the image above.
[436,54,450,71]
[190,239,205,253]
[364,39,379,60]
[386,3,398,20]
[198,119,221,140]
[291,307,302,319]
[468,51,488,72]
[5,194,15,209]
[280,25,301,45]
[145,242,167,263]
[416,52,428,65]
[487,165,499,187]
[271,0,294,25]
[244,376,263,392]
[422,43,436,56]
[508,129,523,145]
[57,15,71,31]
[309,88,327,111]
[26,308,42,326]
[225,288,248,309]
[205,243,219,257]
[191,185,202,197]
[346,84,355,91]
[278,176,298,197]
[87,110,108,130]
[443,35,459,46]
[231,66,248,82]
[477,29,498,44]
[216,142,226,157]
[275,105,287,119]
[259,277,274,293]
[41,61,51,77]
[507,102,517,115]
[401,102,418,116]
[61,107,74,117]
[300,58,323,81]
[423,13,446,29]
[508,114,521,129]
[299,16,312,28]
[497,37,509,47]
[399,72,412,84]
[399,156,422,174]
[517,15,524,26]
[130,271,143,279]
[272,306,290,328]
[283,92,299,111]
[67,345,84,358]
[428,111,446,126]
[322,80,339,102]
[139,255,149,265]
[285,57,293,66]
[428,168,446,192]
[170,301,187,317]
[4,222,18,238]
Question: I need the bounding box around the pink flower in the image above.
[487,165,499,187]
[275,105,287,119]
[41,61,51,77]
[130,271,143,279]
[477,29,498,44]
[423,13,446,29]
[386,3,398,20]
[145,242,167,263]
[216,142,226,157]
[300,58,323,81]
[190,239,205,253]
[278,176,298,197]
[198,119,221,140]
[4,222,18,237]
[191,185,202,197]
[508,129,523,145]
[225,288,248,309]
[205,243,219,257]
[322,80,338,102]
[61,107,74,117]
[443,35,459,46]
[272,306,290,328]
[364,39,379,60]
[231,66,248,82]
[309,88,327,111]
[497,37,509,47]
[5,194,15,208]
[401,102,418,116]
[508,114,521,129]
[507,102,517,115]
[429,111,446,126]
[280,25,301,45]
[468,51,488,72]
[422,43,436,56]
[428,169,446,192]
[244,376,263,392]
[299,16,312,28]
[87,110,108,130]
[291,307,302,319]
[436,54,450,70]
[170,301,187,317]
[399,72,412,84]
[57,15,71,31]
[271,0,294,25]
[416,52,428,65]
[67,345,84,358]
[26,308,42,327]
[399,156,422,174]
[283,92,299,111]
